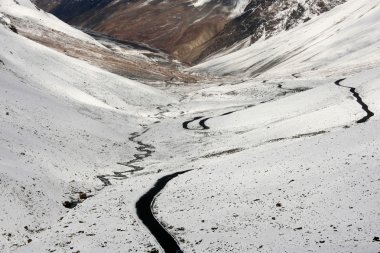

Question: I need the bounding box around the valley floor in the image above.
[4,67,380,253]
[1,0,380,252]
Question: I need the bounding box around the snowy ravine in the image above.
[1,0,380,252]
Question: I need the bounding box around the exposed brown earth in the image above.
[9,15,199,83]
[33,0,346,64]
[32,0,61,12]
[69,0,232,64]
[33,0,239,64]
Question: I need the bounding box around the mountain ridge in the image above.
[33,0,346,64]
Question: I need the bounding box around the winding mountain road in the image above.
[198,117,211,130]
[182,116,204,130]
[182,104,255,131]
[136,170,192,253]
[96,128,191,252]
[181,83,310,132]
[335,78,374,123]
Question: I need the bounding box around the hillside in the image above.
[1,0,380,252]
[33,0,346,63]
[191,0,380,77]
[3,0,196,83]
[0,1,173,251]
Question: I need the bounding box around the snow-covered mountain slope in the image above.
[130,59,380,252]
[0,13,173,252]
[33,0,345,63]
[2,0,380,252]
[198,0,347,61]
[192,0,251,17]
[0,0,97,43]
[1,0,196,83]
[32,0,243,63]
[8,58,380,252]
[191,0,380,77]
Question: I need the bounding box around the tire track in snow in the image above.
[335,78,374,123]
[136,170,192,253]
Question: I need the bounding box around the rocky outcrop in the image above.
[198,0,347,62]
